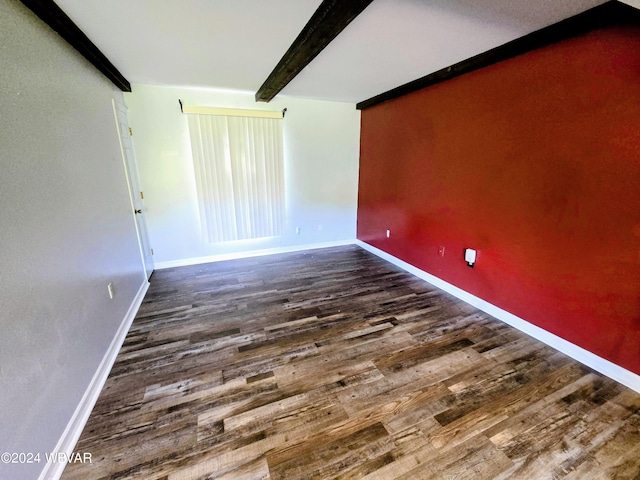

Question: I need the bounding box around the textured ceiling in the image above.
[55,0,623,103]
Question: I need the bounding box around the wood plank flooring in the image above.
[62,245,640,480]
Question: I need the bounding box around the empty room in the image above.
[1,0,640,479]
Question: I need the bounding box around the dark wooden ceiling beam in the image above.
[357,0,637,110]
[19,0,131,92]
[255,0,374,103]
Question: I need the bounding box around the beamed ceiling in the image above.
[23,0,640,105]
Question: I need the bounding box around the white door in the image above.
[113,99,154,279]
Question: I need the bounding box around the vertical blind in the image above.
[187,112,285,243]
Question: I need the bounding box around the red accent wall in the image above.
[357,24,640,374]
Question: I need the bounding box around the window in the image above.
[185,107,285,243]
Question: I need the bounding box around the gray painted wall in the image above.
[0,1,146,478]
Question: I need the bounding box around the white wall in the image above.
[0,1,147,478]
[125,85,360,267]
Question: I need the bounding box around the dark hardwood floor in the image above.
[62,245,640,479]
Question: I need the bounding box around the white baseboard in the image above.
[356,240,640,394]
[155,240,357,269]
[39,280,150,480]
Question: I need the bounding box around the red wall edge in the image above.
[357,24,640,375]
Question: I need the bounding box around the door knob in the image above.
[134,209,142,214]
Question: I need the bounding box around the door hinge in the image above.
[128,127,133,136]
[150,248,154,255]
[140,191,144,200]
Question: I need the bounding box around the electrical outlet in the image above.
[295,226,301,235]
[107,282,115,299]
[438,246,445,257]
[465,248,477,267]
[386,229,391,238]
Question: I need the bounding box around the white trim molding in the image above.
[155,240,357,269]
[356,240,640,394]
[39,280,150,480]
